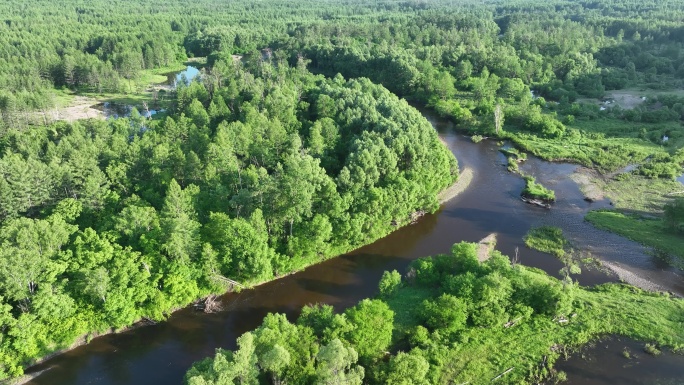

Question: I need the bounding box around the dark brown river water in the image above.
[557,337,684,385]
[25,107,684,385]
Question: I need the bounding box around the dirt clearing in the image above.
[571,167,606,202]
[605,90,647,110]
[46,96,104,122]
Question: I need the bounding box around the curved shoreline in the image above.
[16,156,468,385]
[600,260,672,294]
[15,106,681,385]
[437,166,473,205]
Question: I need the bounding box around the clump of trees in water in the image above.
[521,175,556,203]
[0,63,456,379]
[185,241,684,384]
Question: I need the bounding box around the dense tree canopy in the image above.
[0,52,455,379]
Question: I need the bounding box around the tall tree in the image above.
[160,179,201,262]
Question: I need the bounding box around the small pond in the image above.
[168,65,200,87]
[92,66,200,119]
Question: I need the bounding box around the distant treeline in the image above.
[2,0,684,167]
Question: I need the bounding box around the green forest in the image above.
[0,64,455,379]
[1,0,684,382]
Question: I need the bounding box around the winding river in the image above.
[25,106,684,384]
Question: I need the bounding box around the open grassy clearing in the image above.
[570,118,684,152]
[506,131,665,173]
[603,174,684,212]
[49,61,194,122]
[579,88,684,110]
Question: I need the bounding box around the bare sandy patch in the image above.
[571,167,605,202]
[605,90,647,110]
[46,96,105,122]
[437,167,473,204]
[477,233,497,262]
[600,261,671,294]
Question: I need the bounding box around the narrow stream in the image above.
[25,105,684,385]
[518,156,684,294]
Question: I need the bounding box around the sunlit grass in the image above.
[602,174,683,212]
[524,226,567,257]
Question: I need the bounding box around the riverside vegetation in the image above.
[2,0,684,381]
[184,242,684,385]
[0,64,456,379]
[586,197,684,267]
[524,226,568,258]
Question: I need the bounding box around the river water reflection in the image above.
[25,106,684,385]
[557,336,684,385]
[170,65,200,87]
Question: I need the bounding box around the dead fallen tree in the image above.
[520,196,551,209]
[410,210,427,224]
[194,294,222,313]
[491,367,514,381]
[211,273,245,289]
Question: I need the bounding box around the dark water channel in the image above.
[557,337,684,385]
[26,107,684,384]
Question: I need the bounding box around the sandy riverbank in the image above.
[600,260,673,294]
[571,167,606,202]
[438,167,473,205]
[477,233,497,262]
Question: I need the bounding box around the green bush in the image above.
[378,270,402,298]
[644,343,661,356]
[524,226,567,257]
[420,294,468,333]
[664,197,684,234]
[522,176,556,202]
